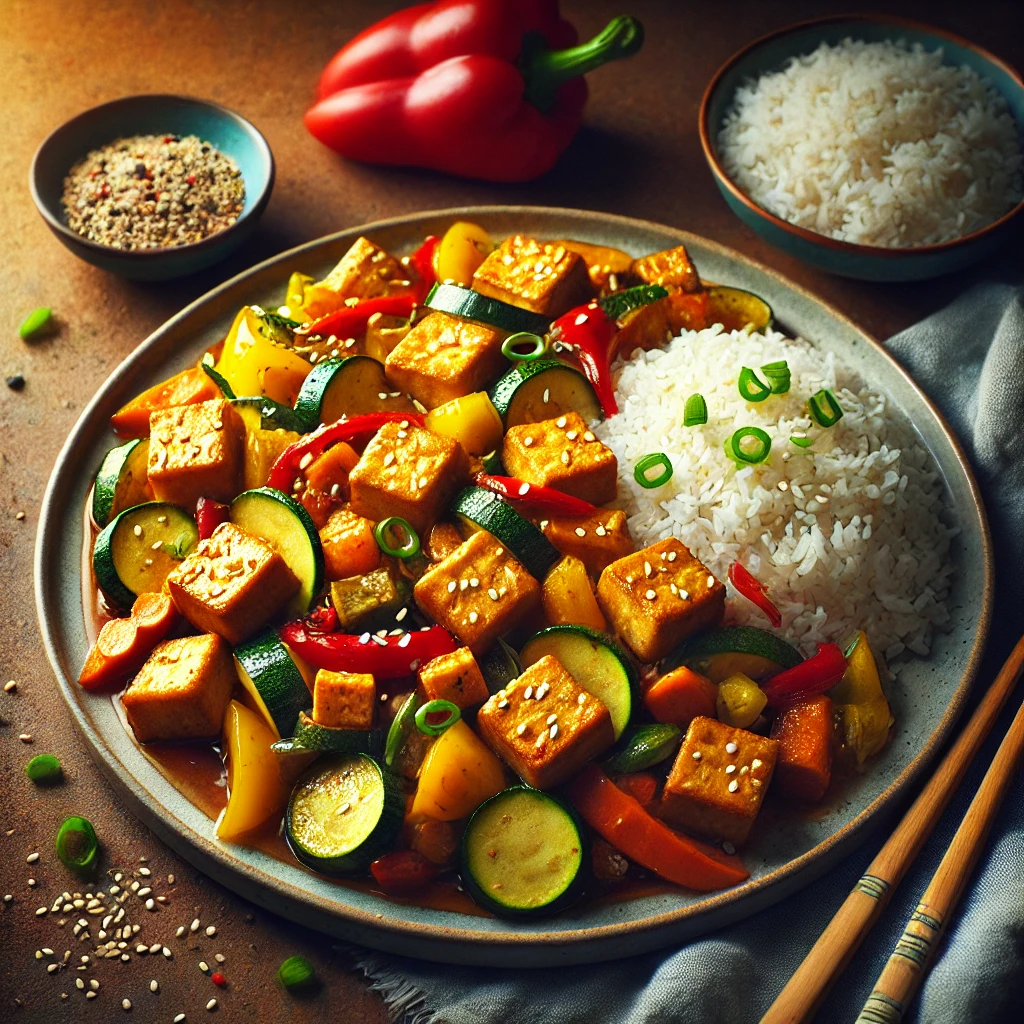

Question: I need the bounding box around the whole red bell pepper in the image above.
[306,3,644,182]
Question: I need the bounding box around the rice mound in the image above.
[594,326,957,674]
[717,38,1023,247]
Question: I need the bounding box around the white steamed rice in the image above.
[717,38,1023,247]
[594,325,957,675]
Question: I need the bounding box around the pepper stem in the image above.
[521,16,644,112]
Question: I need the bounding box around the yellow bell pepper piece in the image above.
[284,272,315,322]
[829,631,893,765]
[424,392,504,455]
[435,221,494,286]
[542,555,606,632]
[409,719,506,822]
[716,673,768,728]
[215,307,311,406]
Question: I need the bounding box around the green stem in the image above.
[521,16,644,112]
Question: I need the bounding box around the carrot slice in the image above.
[563,764,748,891]
[770,695,834,803]
[129,592,179,636]
[643,665,718,730]
[110,366,220,438]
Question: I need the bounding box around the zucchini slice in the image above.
[453,486,559,580]
[599,284,668,322]
[489,360,602,427]
[706,286,773,333]
[229,488,325,617]
[92,438,151,528]
[93,502,197,612]
[603,723,682,774]
[233,629,311,739]
[293,356,415,429]
[520,625,636,740]
[272,710,383,758]
[662,625,801,682]
[285,754,404,874]
[230,396,309,434]
[462,787,586,917]
[426,283,550,336]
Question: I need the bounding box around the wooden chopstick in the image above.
[856,676,1024,1023]
[761,633,1024,1024]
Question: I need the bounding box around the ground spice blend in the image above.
[61,134,245,250]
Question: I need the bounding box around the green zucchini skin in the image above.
[201,358,237,400]
[661,626,802,677]
[461,787,587,917]
[92,438,150,528]
[488,359,602,427]
[603,723,682,774]
[272,711,383,758]
[426,283,551,336]
[384,691,420,768]
[293,355,412,429]
[233,629,311,739]
[230,396,308,434]
[598,284,668,322]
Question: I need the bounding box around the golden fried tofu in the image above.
[631,245,702,294]
[302,237,408,319]
[121,633,236,744]
[659,716,778,845]
[312,668,376,729]
[770,696,833,804]
[472,235,593,317]
[348,422,470,535]
[414,530,540,654]
[539,508,634,577]
[425,520,464,563]
[319,507,381,582]
[503,411,618,505]
[596,538,725,663]
[166,522,299,645]
[549,239,634,294]
[385,310,506,409]
[419,647,490,709]
[148,399,245,508]
[476,655,614,789]
[243,426,302,491]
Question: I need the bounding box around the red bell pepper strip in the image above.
[305,604,339,633]
[195,497,230,541]
[266,411,424,494]
[761,643,848,707]
[279,621,457,679]
[550,301,619,415]
[408,235,439,302]
[294,293,418,339]
[370,850,439,896]
[475,472,596,516]
[306,9,644,183]
[728,562,782,628]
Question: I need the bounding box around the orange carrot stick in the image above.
[111,366,220,438]
[643,665,718,730]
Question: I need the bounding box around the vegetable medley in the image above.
[81,221,894,916]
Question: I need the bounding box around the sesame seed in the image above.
[645,589,657,600]
[498,699,508,709]
[595,525,606,537]
[36,907,48,916]
[20,733,33,743]
[707,575,715,588]
[644,561,652,576]
[546,714,557,725]
[419,476,429,489]
[535,683,549,699]
[175,1015,186,1022]
[149,943,161,954]
[190,918,200,932]
[751,758,762,769]
[468,611,479,624]
[137,887,151,897]
[133,525,143,537]
[679,589,689,600]
[692,751,702,760]
[778,480,789,491]
[151,980,159,993]
[163,947,172,958]
[122,998,132,1010]
[577,693,586,705]
[398,634,411,648]
[26,852,39,863]
[469,577,479,587]
[75,978,85,988]
[28,878,36,887]
[157,515,167,524]
[395,607,408,622]
[516,723,526,736]
[205,925,216,937]
[175,926,185,937]
[459,578,469,591]
[199,961,209,972]
[4,680,16,692]
[145,899,155,910]
[667,551,677,562]
[725,765,736,774]
[752,779,762,787]
[447,580,457,593]
[549,724,559,739]
[488,588,499,600]
[207,999,218,1011]
[523,437,534,447]
[584,431,595,442]
[560,450,570,465]
[495,547,503,557]
[542,389,550,403]
[215,954,225,963]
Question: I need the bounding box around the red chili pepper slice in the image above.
[294,293,418,339]
[550,302,619,416]
[408,235,439,303]
[279,621,457,679]
[195,497,230,541]
[475,473,596,517]
[728,562,782,628]
[369,850,439,896]
[761,643,847,707]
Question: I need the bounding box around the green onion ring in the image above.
[374,517,421,559]
[737,367,772,402]
[808,388,844,427]
[55,816,98,876]
[26,753,63,784]
[790,435,814,449]
[761,360,791,394]
[724,427,772,465]
[501,332,547,362]
[683,393,708,427]
[634,452,673,488]
[414,699,461,737]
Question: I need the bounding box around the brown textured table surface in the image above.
[2,1,1022,1020]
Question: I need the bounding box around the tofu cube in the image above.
[540,508,634,577]
[413,530,540,654]
[148,399,245,508]
[312,668,376,729]
[503,411,618,505]
[166,522,299,645]
[348,422,470,535]
[121,633,236,744]
[631,245,702,294]
[597,538,725,663]
[769,696,834,804]
[476,655,614,789]
[659,716,778,845]
[472,235,593,317]
[419,647,490,709]
[385,310,506,409]
[302,236,407,319]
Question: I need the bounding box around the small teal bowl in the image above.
[699,15,1024,281]
[30,94,274,281]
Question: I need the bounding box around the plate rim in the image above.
[34,204,994,965]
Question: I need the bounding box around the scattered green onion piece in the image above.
[55,816,98,877]
[374,517,421,559]
[808,388,844,427]
[414,699,461,737]
[790,435,815,449]
[277,955,315,989]
[385,691,420,767]
[683,393,708,427]
[501,332,547,362]
[737,367,772,402]
[761,360,791,394]
[19,306,52,340]
[761,360,788,372]
[26,753,63,784]
[724,426,772,465]
[633,452,673,489]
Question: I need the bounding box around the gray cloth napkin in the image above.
[351,279,1024,1024]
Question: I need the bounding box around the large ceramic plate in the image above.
[36,207,992,966]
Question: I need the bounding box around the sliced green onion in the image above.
[761,360,788,372]
[26,753,63,784]
[414,699,461,737]
[683,393,708,427]
[19,306,52,340]
[374,517,421,559]
[634,452,673,489]
[277,955,315,989]
[501,332,547,362]
[790,435,814,449]
[808,388,844,427]
[385,691,420,767]
[737,367,772,402]
[55,816,98,876]
[724,426,772,465]
[761,360,791,394]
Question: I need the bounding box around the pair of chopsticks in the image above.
[762,633,1024,1024]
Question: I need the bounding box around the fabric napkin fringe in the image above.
[348,947,438,1023]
